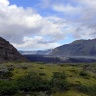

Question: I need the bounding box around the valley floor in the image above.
[0,62,96,96]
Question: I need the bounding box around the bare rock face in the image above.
[0,37,27,62]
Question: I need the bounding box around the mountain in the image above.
[50,39,96,56]
[19,49,52,55]
[0,37,27,62]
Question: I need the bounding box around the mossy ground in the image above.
[0,62,96,96]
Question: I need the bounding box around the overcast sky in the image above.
[0,0,96,50]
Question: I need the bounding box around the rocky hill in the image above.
[50,39,96,56]
[0,37,27,62]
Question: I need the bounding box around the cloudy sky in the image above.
[0,0,96,50]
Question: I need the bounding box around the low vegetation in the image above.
[0,62,96,96]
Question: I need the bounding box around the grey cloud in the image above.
[0,0,68,49]
[45,0,96,40]
[1,0,96,50]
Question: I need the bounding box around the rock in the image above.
[0,37,28,62]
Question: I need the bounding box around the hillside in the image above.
[51,39,96,56]
[0,37,27,62]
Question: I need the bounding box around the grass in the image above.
[53,90,89,96]
[0,62,96,96]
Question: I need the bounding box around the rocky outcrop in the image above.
[0,37,27,62]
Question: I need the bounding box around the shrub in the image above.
[39,72,46,76]
[77,85,89,93]
[17,72,51,92]
[79,71,89,77]
[0,80,18,95]
[2,71,13,78]
[51,79,70,91]
[52,72,66,79]
[22,66,28,69]
[51,72,70,92]
[77,84,96,96]
[69,69,78,74]
[39,67,44,69]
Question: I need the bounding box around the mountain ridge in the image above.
[50,38,96,56]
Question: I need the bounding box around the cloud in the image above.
[0,0,9,6]
[13,36,60,50]
[72,0,96,39]
[0,0,96,50]
[52,3,80,15]
[0,0,68,50]
[49,0,96,39]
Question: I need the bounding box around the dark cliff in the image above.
[0,37,27,62]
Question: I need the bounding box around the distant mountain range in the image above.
[20,39,96,63]
[1,37,96,63]
[50,39,96,56]
[20,39,96,57]
[19,49,52,55]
